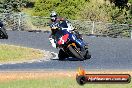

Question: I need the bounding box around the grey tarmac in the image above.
[0,30,132,71]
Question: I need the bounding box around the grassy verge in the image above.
[0,44,44,63]
[0,71,131,88]
[0,78,131,88]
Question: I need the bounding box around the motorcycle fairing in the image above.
[55,29,85,48]
[57,34,69,45]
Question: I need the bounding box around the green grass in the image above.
[0,78,131,88]
[21,8,33,16]
[0,44,44,62]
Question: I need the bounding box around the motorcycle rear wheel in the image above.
[84,50,91,59]
[58,49,69,60]
[0,28,8,39]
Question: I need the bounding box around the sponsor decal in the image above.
[76,67,131,85]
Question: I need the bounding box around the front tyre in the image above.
[68,45,84,61]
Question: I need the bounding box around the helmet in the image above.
[50,11,57,22]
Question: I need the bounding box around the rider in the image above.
[48,11,64,48]
[49,11,84,48]
[49,11,74,34]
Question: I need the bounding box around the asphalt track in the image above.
[0,30,132,71]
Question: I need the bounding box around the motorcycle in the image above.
[50,22,91,61]
[0,23,8,39]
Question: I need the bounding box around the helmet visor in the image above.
[51,17,56,21]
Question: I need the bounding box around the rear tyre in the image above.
[58,49,69,61]
[0,28,8,39]
[0,30,3,38]
[5,35,8,39]
[84,50,91,59]
[68,46,84,61]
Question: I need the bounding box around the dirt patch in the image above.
[0,71,73,82]
[0,70,132,82]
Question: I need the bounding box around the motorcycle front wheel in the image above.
[68,45,84,61]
